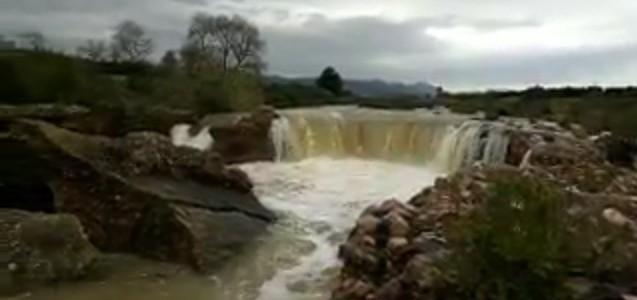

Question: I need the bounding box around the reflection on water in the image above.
[10,158,440,300]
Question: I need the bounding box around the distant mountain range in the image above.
[267,75,439,99]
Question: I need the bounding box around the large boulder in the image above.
[207,106,278,163]
[0,210,98,291]
[5,120,275,272]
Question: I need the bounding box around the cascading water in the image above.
[245,107,511,300]
[269,106,510,173]
[21,107,511,300]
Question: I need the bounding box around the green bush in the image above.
[445,89,637,139]
[0,50,264,114]
[0,50,125,106]
[441,176,637,300]
[445,177,573,300]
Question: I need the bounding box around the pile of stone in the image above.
[333,122,637,300]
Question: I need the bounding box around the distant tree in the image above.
[110,20,154,62]
[180,42,206,74]
[18,31,46,51]
[316,67,344,95]
[76,39,108,61]
[225,15,266,73]
[161,50,179,68]
[184,13,265,74]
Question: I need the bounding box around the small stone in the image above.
[386,212,410,237]
[387,237,408,254]
[351,280,373,298]
[8,262,18,272]
[379,199,403,215]
[403,254,440,289]
[357,215,380,234]
[362,235,376,248]
[603,208,633,228]
[375,278,403,300]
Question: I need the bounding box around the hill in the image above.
[267,75,438,99]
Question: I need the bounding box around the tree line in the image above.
[71,13,266,75]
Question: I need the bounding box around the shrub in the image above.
[441,176,637,300]
[445,177,573,300]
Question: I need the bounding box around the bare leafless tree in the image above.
[226,15,265,72]
[184,13,265,74]
[76,39,108,61]
[111,20,154,62]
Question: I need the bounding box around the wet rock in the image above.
[569,124,588,138]
[603,208,635,229]
[6,120,275,272]
[374,278,403,300]
[333,279,374,300]
[208,106,278,163]
[0,210,98,287]
[356,215,380,235]
[387,238,408,255]
[385,212,410,238]
[402,254,441,290]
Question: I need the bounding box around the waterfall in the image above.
[269,107,510,173]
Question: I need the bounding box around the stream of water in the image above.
[13,158,440,300]
[10,107,510,300]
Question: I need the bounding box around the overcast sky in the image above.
[1,0,636,90]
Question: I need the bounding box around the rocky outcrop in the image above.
[5,120,275,272]
[207,106,278,163]
[0,210,98,289]
[333,123,637,300]
[60,106,198,137]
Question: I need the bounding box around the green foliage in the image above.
[0,50,264,114]
[265,83,338,108]
[316,66,344,95]
[0,51,88,104]
[148,70,264,113]
[442,176,637,299]
[446,177,573,300]
[445,86,637,139]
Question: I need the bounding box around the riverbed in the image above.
[13,158,440,300]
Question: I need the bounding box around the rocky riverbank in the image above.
[333,120,637,300]
[0,104,278,292]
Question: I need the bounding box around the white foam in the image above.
[170,124,214,151]
[239,158,441,300]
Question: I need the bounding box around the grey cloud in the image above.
[264,16,443,78]
[172,0,209,5]
[0,0,635,90]
[425,44,637,90]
